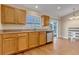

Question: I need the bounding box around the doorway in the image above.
[49,18,58,49]
[50,18,58,38]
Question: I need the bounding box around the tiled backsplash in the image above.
[1,24,40,30]
[1,24,50,30]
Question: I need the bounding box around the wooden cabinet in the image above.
[0,31,47,55]
[1,5,6,23]
[29,32,39,48]
[2,34,17,54]
[39,32,46,45]
[15,9,26,24]
[1,5,15,24]
[0,5,1,21]
[18,33,28,51]
[1,4,26,24]
[0,35,2,54]
[41,15,50,26]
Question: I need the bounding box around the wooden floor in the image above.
[17,39,79,55]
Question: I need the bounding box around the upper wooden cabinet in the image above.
[1,5,26,24]
[1,5,15,24]
[15,9,26,24]
[0,5,1,21]
[41,15,50,26]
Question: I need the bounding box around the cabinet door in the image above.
[0,4,1,23]
[0,35,2,55]
[41,15,50,26]
[18,34,28,51]
[2,5,15,24]
[29,32,39,48]
[15,9,26,24]
[45,16,49,26]
[39,32,46,45]
[3,37,17,54]
[1,5,5,23]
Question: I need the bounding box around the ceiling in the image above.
[11,4,79,17]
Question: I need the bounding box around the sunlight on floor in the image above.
[17,38,79,55]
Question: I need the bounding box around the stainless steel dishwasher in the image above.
[46,31,53,43]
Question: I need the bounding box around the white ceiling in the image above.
[11,4,79,17]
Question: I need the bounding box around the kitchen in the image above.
[1,4,79,55]
[0,4,54,55]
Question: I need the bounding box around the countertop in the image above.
[0,29,53,34]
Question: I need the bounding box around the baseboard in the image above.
[58,37,69,40]
[46,41,53,44]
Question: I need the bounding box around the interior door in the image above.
[50,19,58,38]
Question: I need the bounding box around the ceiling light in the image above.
[35,5,38,8]
[75,16,79,19]
[57,6,61,10]
[69,8,79,20]
[69,17,75,20]
[69,16,79,20]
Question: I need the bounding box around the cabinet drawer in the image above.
[3,34,17,38]
[17,32,28,37]
[29,32,38,38]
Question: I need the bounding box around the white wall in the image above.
[61,10,79,39]
[58,18,62,38]
[0,4,45,30]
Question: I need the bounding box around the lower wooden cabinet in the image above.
[0,35,2,54]
[18,33,28,51]
[29,32,39,48]
[39,32,46,45]
[0,31,47,54]
[3,37,17,54]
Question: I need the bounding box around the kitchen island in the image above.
[0,29,53,55]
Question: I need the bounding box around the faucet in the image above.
[33,27,37,31]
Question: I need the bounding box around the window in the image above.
[27,15,41,28]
